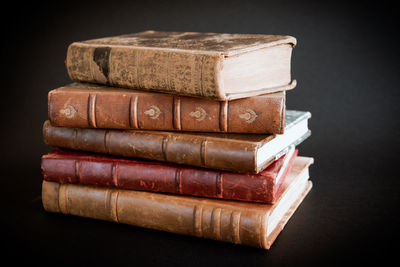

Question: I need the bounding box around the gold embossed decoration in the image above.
[239,109,258,123]
[189,107,207,121]
[144,105,161,119]
[60,104,77,119]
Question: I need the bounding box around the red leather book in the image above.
[41,148,298,203]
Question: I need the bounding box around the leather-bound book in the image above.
[42,156,313,250]
[65,30,297,100]
[41,147,297,203]
[43,110,311,173]
[48,82,285,134]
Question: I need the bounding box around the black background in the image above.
[2,0,399,266]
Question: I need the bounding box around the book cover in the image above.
[43,110,311,173]
[41,148,297,203]
[42,156,313,250]
[48,82,285,134]
[66,30,297,100]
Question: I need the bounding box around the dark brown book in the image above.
[43,110,311,173]
[48,82,285,134]
[66,30,297,100]
[42,156,313,250]
[41,148,297,203]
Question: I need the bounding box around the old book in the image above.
[41,147,297,203]
[48,82,285,134]
[42,156,313,250]
[43,110,311,173]
[66,30,297,100]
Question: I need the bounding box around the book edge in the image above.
[224,79,296,100]
[71,33,296,56]
[265,180,312,250]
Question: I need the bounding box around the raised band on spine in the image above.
[112,163,119,187]
[200,140,207,167]
[219,101,228,132]
[130,95,139,129]
[58,184,68,214]
[74,160,80,183]
[211,208,222,240]
[88,94,97,128]
[162,137,169,161]
[173,97,181,130]
[193,205,203,237]
[216,173,223,198]
[175,169,182,193]
[104,130,111,154]
[230,211,241,244]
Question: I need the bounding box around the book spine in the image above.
[42,121,257,173]
[42,180,269,249]
[41,156,276,203]
[66,43,225,99]
[48,88,285,134]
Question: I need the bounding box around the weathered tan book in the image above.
[42,156,313,250]
[48,82,286,134]
[66,30,297,100]
[43,110,311,173]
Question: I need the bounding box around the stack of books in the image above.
[40,31,313,250]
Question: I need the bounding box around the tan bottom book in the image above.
[42,156,313,250]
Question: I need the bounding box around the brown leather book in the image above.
[42,156,313,250]
[41,148,297,203]
[43,110,311,173]
[66,30,297,100]
[48,82,285,134]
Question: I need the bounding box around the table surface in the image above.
[3,1,399,266]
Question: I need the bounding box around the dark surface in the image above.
[2,1,399,266]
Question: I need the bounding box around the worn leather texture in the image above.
[42,156,313,250]
[42,120,279,173]
[65,30,296,100]
[48,83,285,134]
[41,149,297,203]
[78,31,297,54]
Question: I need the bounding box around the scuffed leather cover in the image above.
[43,110,310,173]
[41,149,297,203]
[65,30,296,100]
[42,157,313,250]
[43,120,274,173]
[48,83,285,134]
